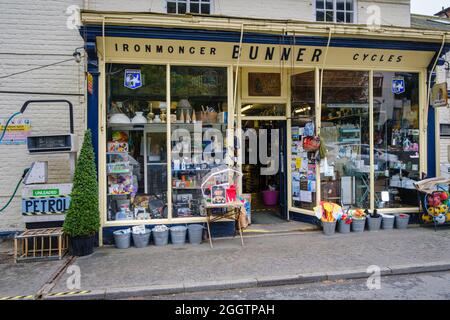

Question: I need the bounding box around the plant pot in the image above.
[262,190,279,206]
[395,214,410,229]
[69,235,95,257]
[366,216,382,231]
[381,215,395,230]
[188,224,204,245]
[352,218,366,233]
[322,221,336,236]
[132,229,151,248]
[338,220,351,234]
[113,230,131,249]
[170,226,187,245]
[152,229,169,246]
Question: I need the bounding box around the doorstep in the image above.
[243,221,319,235]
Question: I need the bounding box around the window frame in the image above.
[314,0,357,24]
[166,0,213,15]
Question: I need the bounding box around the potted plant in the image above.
[63,130,100,256]
[366,209,382,231]
[338,211,352,234]
[350,209,366,233]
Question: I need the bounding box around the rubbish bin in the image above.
[188,224,204,245]
[113,229,131,249]
[170,226,187,245]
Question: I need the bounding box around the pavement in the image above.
[1,226,450,300]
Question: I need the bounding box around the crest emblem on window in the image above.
[124,69,142,90]
[392,78,405,95]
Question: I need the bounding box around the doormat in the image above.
[251,210,285,224]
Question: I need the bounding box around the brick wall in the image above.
[0,0,85,231]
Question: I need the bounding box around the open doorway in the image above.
[241,117,287,224]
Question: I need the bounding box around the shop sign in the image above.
[0,119,31,145]
[124,69,142,89]
[431,82,448,107]
[98,37,436,69]
[22,197,71,215]
[392,77,405,95]
[22,183,72,216]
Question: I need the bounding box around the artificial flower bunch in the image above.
[314,201,343,223]
[349,209,366,220]
[339,211,353,225]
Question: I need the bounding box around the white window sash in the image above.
[314,0,357,24]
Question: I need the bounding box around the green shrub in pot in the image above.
[63,130,100,256]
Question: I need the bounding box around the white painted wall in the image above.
[0,0,85,232]
[87,0,411,27]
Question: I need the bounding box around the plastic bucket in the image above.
[152,229,169,246]
[113,230,131,249]
[170,226,187,245]
[381,215,395,230]
[322,221,336,236]
[366,216,382,231]
[352,218,366,233]
[395,214,410,229]
[338,220,351,234]
[188,224,204,245]
[132,229,151,248]
[262,190,279,206]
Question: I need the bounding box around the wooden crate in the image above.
[14,228,67,263]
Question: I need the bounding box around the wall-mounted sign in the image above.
[97,37,436,69]
[392,77,406,95]
[124,69,142,89]
[0,119,31,145]
[22,183,72,216]
[431,82,448,108]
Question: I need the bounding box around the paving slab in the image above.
[0,240,66,298]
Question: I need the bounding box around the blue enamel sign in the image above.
[392,78,405,95]
[124,69,142,90]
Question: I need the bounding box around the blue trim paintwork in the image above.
[87,57,99,171]
[80,25,445,52]
[427,105,437,178]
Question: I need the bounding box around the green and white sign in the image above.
[32,189,60,197]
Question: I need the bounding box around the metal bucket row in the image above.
[323,214,410,236]
[113,224,205,248]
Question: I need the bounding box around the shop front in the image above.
[80,12,447,244]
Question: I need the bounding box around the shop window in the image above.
[170,66,228,218]
[241,104,286,117]
[316,0,355,23]
[167,0,211,14]
[320,70,370,208]
[373,72,420,209]
[106,64,167,222]
[291,70,317,211]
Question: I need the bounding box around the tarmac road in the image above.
[137,271,450,300]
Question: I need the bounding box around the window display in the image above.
[106,64,167,222]
[290,70,316,211]
[373,72,420,208]
[320,70,370,208]
[170,66,228,218]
